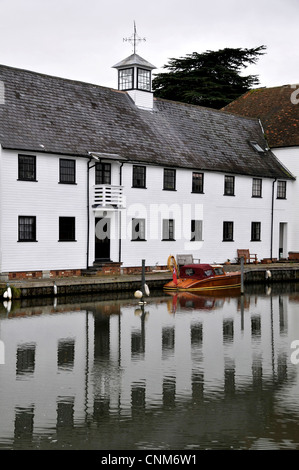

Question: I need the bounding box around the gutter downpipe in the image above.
[270,178,277,260]
[87,158,92,269]
[119,162,124,264]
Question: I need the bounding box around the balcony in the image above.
[93,185,125,209]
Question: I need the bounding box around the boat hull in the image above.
[164,272,241,292]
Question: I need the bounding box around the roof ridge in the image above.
[155,95,260,123]
[0,62,115,92]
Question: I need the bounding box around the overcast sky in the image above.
[0,0,298,90]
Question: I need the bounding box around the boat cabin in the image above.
[179,264,225,280]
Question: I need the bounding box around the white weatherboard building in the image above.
[0,53,295,280]
[224,85,299,259]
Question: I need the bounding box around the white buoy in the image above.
[134,290,143,299]
[144,283,150,296]
[3,284,12,300]
[265,270,272,279]
[53,282,58,296]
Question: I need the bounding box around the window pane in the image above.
[164,169,176,190]
[95,163,111,185]
[60,159,75,183]
[59,217,75,241]
[224,176,235,195]
[132,218,146,241]
[192,172,203,193]
[223,221,233,241]
[162,219,175,240]
[119,68,133,90]
[251,222,261,241]
[277,181,286,199]
[132,166,146,188]
[18,155,36,181]
[137,68,151,91]
[18,216,36,241]
[169,220,174,240]
[252,178,262,197]
[191,220,203,241]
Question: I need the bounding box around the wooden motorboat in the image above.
[164,256,241,292]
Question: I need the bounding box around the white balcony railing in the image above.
[93,185,125,209]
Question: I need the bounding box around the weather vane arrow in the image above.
[123,21,146,54]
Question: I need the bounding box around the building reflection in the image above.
[0,286,298,448]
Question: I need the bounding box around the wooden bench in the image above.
[176,254,200,267]
[237,249,258,264]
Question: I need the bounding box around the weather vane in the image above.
[123,21,146,54]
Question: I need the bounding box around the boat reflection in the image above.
[166,288,245,313]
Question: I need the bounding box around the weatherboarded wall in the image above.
[271,146,299,253]
[0,150,88,273]
[0,151,293,275]
[119,164,291,267]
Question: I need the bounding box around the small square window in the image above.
[59,217,76,241]
[192,172,204,193]
[60,159,76,184]
[137,68,151,91]
[251,222,261,241]
[191,220,203,241]
[250,141,265,153]
[252,178,262,197]
[132,166,146,188]
[95,163,111,185]
[163,169,176,191]
[162,219,175,241]
[224,176,235,196]
[119,68,134,90]
[223,221,234,241]
[18,155,36,181]
[277,180,286,199]
[132,218,146,241]
[18,216,36,242]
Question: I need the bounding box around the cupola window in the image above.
[137,68,151,91]
[119,68,134,90]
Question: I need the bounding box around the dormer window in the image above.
[137,68,151,91]
[119,68,134,90]
[250,141,265,153]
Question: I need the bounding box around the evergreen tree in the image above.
[152,46,266,109]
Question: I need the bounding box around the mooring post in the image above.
[141,259,146,295]
[241,256,244,294]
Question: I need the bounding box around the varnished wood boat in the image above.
[164,258,241,292]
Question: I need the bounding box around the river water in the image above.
[1,283,299,451]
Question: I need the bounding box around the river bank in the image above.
[1,261,299,298]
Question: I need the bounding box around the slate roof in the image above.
[112,53,156,70]
[222,85,299,148]
[0,64,294,180]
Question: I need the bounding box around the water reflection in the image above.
[1,284,299,449]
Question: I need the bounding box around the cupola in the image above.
[112,24,156,110]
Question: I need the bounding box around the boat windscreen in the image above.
[204,269,213,277]
[213,267,224,275]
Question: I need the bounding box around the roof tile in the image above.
[222,85,299,148]
[0,64,294,180]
